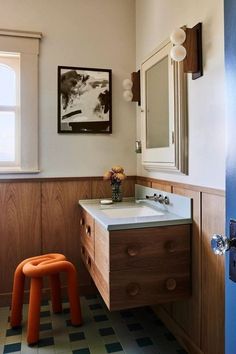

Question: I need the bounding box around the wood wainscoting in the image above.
[0,177,136,306]
[137,176,225,354]
[0,175,225,354]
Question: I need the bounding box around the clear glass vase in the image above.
[111,183,122,202]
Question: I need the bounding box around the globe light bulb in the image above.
[122,78,133,90]
[170,28,186,45]
[123,90,133,101]
[170,45,187,62]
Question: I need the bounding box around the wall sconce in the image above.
[170,23,203,80]
[122,71,140,105]
[170,28,187,61]
[123,78,133,101]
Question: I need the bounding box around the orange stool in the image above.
[10,253,82,345]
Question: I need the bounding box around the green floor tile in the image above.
[0,295,186,354]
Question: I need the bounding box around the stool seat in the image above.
[10,253,82,345]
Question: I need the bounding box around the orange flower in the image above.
[104,166,126,184]
[103,171,112,180]
[116,172,126,181]
[111,165,124,173]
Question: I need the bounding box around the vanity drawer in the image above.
[109,266,191,310]
[109,224,190,271]
[80,209,95,260]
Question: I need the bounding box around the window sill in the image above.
[0,168,40,174]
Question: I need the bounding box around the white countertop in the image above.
[78,197,192,231]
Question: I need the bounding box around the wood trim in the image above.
[0,175,137,183]
[0,175,224,196]
[136,176,225,196]
[151,181,172,193]
[154,306,204,354]
[136,177,152,188]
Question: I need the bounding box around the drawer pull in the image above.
[126,283,140,296]
[165,241,176,253]
[80,218,85,226]
[166,278,176,291]
[85,225,91,236]
[127,247,138,257]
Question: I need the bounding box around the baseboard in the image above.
[0,284,96,308]
[154,305,204,354]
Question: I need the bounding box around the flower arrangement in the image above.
[103,165,126,185]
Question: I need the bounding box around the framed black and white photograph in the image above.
[58,66,112,133]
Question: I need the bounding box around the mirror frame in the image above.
[141,39,188,175]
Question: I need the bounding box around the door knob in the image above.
[211,234,236,255]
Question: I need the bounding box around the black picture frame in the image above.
[58,66,112,134]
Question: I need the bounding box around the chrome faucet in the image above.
[146,193,159,202]
[146,193,170,205]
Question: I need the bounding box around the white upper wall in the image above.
[0,0,136,177]
[136,0,225,190]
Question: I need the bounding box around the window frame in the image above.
[0,54,20,167]
[0,29,42,174]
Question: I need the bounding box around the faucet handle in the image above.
[158,194,165,203]
[145,193,158,201]
[145,193,169,204]
[164,196,169,205]
[158,195,170,204]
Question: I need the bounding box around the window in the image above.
[0,29,42,173]
[0,53,20,167]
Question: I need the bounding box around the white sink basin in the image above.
[101,205,164,218]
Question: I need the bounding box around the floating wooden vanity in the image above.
[79,196,191,310]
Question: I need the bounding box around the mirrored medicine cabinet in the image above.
[141,39,188,174]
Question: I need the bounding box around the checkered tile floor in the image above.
[0,294,187,354]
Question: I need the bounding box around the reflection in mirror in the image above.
[146,56,169,149]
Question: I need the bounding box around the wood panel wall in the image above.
[42,181,91,289]
[0,175,225,354]
[0,177,136,305]
[171,187,201,348]
[137,177,225,354]
[0,183,41,304]
[201,192,225,354]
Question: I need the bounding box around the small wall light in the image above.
[122,78,133,102]
[170,23,203,80]
[122,71,140,105]
[170,28,187,62]
[123,78,133,90]
[170,44,187,62]
[170,28,186,45]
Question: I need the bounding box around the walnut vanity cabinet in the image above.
[80,208,191,311]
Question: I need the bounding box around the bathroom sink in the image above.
[101,205,164,218]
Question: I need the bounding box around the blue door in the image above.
[225,0,236,352]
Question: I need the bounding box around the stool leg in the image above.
[50,274,62,313]
[67,265,82,326]
[10,268,25,327]
[27,277,42,345]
